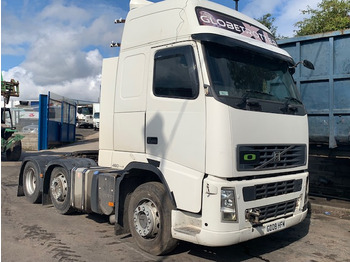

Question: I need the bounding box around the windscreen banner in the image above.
[196,7,277,47]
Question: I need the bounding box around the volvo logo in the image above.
[273,152,282,162]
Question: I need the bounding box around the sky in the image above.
[1,0,320,102]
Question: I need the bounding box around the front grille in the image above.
[243,179,302,201]
[247,199,297,222]
[238,144,306,171]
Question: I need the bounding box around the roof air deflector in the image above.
[130,0,153,10]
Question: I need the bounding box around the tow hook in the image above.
[246,208,261,225]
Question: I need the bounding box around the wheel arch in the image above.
[114,161,176,235]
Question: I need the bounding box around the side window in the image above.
[153,45,199,99]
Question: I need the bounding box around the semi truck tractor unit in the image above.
[18,0,312,255]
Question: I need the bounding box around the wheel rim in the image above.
[25,167,36,195]
[133,199,160,239]
[50,173,68,203]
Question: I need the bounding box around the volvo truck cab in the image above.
[97,0,309,252]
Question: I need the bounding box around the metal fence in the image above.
[39,92,76,150]
[278,30,350,148]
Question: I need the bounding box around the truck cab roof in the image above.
[123,0,291,61]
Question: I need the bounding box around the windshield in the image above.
[204,42,305,115]
[78,107,93,115]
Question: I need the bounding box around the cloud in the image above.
[3,66,101,102]
[38,1,91,25]
[2,0,124,102]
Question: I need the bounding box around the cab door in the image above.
[145,42,206,212]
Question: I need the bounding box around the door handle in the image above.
[147,137,158,145]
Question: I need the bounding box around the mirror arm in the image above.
[291,60,315,70]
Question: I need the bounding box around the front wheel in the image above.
[49,167,74,214]
[128,182,178,255]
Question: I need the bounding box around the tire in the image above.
[128,182,178,255]
[6,140,22,161]
[23,161,41,203]
[49,167,74,214]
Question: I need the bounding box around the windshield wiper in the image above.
[281,97,303,114]
[238,90,272,111]
[243,90,275,99]
[284,97,303,105]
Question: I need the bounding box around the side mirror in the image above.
[302,60,315,70]
[291,59,315,72]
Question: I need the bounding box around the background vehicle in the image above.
[1,74,24,161]
[76,104,93,128]
[93,112,100,130]
[22,124,39,133]
[93,103,100,130]
[18,0,312,256]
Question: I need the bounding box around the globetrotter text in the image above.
[196,7,277,47]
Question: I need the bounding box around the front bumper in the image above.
[172,171,309,247]
[172,209,307,246]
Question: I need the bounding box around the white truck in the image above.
[93,103,100,130]
[18,0,313,256]
[76,104,93,128]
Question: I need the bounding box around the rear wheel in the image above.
[49,167,74,214]
[6,140,22,161]
[23,161,41,203]
[128,182,178,255]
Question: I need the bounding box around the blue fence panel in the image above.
[48,121,61,143]
[37,92,77,149]
[278,30,350,148]
[60,101,76,143]
[38,94,48,150]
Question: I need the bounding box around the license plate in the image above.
[264,220,286,234]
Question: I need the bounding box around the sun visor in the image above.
[192,33,294,65]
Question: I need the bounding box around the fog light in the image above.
[221,188,238,222]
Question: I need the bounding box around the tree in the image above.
[294,0,350,36]
[256,13,278,39]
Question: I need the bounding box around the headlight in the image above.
[221,188,238,222]
[296,194,303,211]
